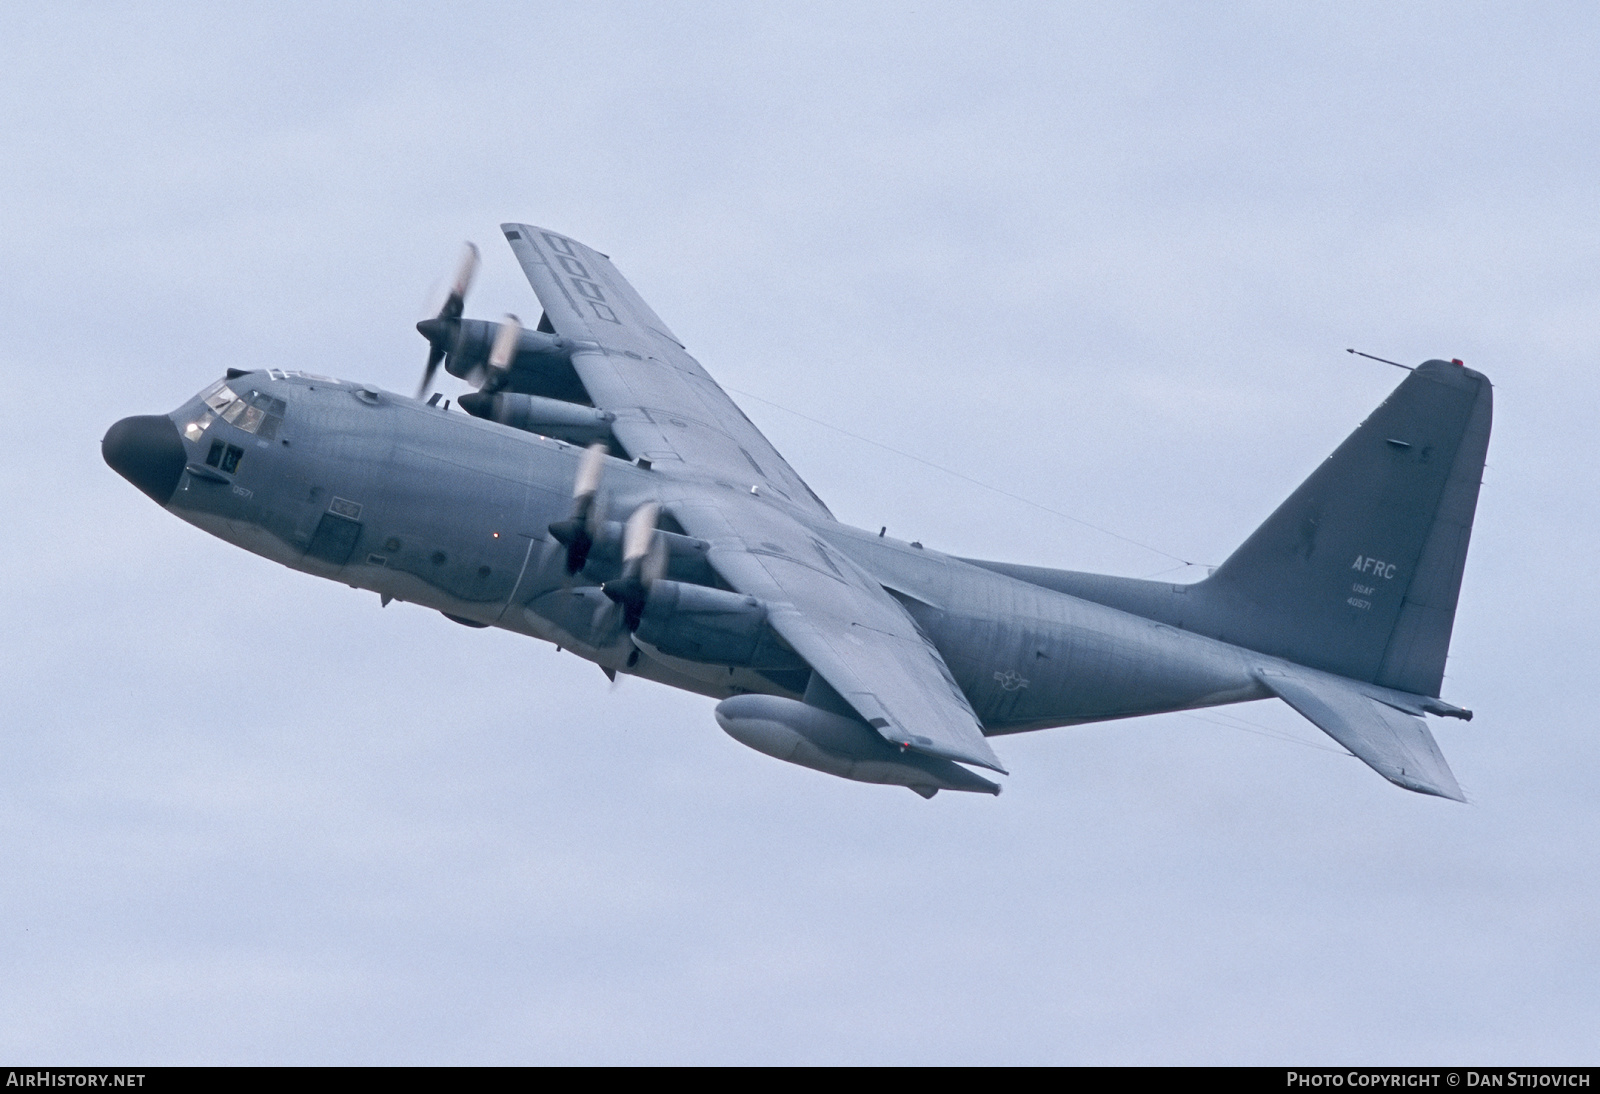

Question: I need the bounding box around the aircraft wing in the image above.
[1258,668,1465,801]
[673,500,1008,775]
[500,223,830,518]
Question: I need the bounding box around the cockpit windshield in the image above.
[183,379,287,443]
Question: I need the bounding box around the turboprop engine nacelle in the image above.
[714,694,1001,798]
[422,319,577,383]
[458,391,616,447]
[635,581,771,665]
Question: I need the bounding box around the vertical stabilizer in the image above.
[1203,360,1492,696]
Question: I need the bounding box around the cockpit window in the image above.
[253,394,285,439]
[201,383,229,409]
[240,404,267,432]
[197,383,286,441]
[183,411,215,443]
[206,439,244,474]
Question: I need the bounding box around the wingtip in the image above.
[974,741,1009,776]
[1389,770,1467,803]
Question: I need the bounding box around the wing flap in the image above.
[765,608,1006,773]
[674,502,1006,774]
[1259,669,1465,801]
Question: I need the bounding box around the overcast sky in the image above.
[2,2,1596,1063]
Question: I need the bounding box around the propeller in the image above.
[546,443,609,575]
[600,502,666,631]
[477,313,521,392]
[416,242,480,399]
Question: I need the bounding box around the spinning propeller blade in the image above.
[603,502,661,631]
[416,242,480,399]
[622,502,659,566]
[486,314,521,384]
[546,443,610,576]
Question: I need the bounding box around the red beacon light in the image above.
[1451,358,1465,366]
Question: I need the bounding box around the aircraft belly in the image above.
[176,508,305,570]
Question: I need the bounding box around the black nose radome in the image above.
[103,415,186,506]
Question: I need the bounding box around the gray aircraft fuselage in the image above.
[103,213,1489,801]
[117,369,1279,737]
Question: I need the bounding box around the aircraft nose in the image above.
[102,415,187,506]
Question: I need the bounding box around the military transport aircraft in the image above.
[102,224,1490,800]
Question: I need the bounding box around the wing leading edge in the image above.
[499,224,830,517]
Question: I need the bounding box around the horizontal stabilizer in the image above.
[1258,669,1465,801]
